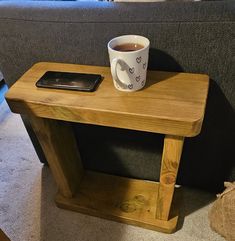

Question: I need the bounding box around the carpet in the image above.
[0,99,225,241]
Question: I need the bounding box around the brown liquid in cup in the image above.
[113,43,144,52]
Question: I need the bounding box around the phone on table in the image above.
[36,71,102,92]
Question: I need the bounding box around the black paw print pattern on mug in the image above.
[143,62,146,69]
[141,80,145,86]
[136,56,142,64]
[128,84,133,90]
[129,67,135,74]
[136,76,140,82]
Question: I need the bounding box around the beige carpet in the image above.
[0,100,225,241]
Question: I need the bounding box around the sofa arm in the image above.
[0,1,234,89]
[1,0,234,191]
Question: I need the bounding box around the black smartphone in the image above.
[36,71,102,92]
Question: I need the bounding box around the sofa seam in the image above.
[0,18,234,24]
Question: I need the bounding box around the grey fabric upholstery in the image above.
[0,1,234,192]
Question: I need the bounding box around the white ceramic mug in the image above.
[108,35,150,92]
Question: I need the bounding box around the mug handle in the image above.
[111,58,128,89]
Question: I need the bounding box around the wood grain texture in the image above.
[55,171,179,233]
[28,116,83,198]
[6,62,209,137]
[156,135,184,220]
[0,229,11,241]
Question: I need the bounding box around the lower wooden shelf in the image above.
[55,171,179,233]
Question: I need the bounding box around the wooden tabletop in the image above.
[5,62,209,137]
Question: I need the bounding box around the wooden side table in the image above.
[5,62,209,233]
[0,229,11,241]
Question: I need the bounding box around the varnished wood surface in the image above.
[156,135,184,221]
[56,171,179,233]
[0,229,11,241]
[6,62,209,137]
[28,116,83,198]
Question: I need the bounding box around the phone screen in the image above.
[36,71,102,92]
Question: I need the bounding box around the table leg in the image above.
[156,135,184,221]
[28,116,83,198]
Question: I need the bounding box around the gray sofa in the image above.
[0,0,234,192]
